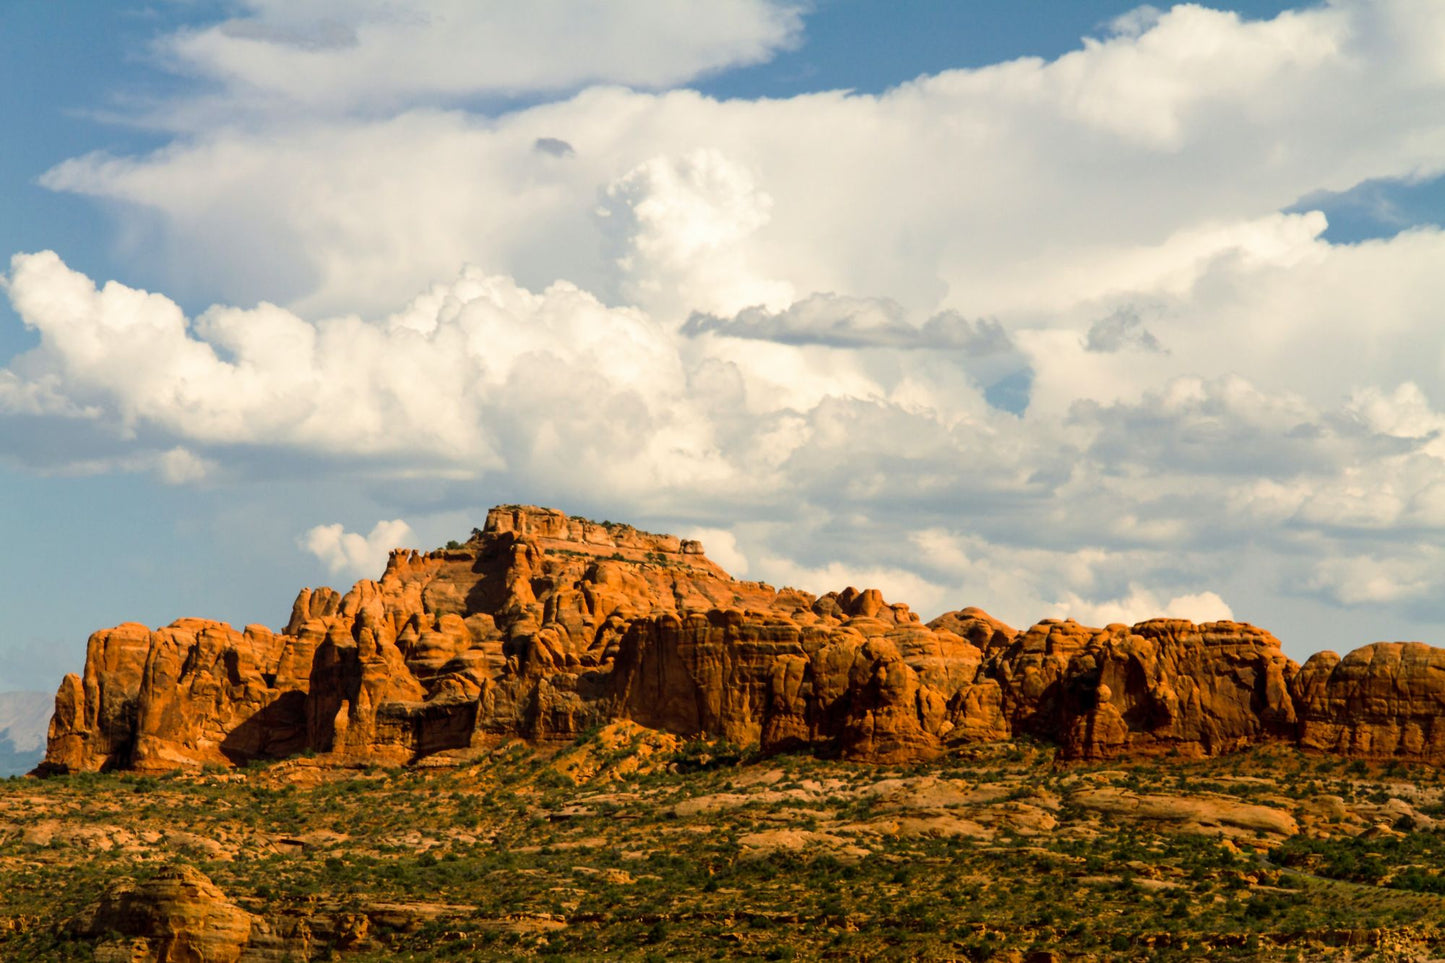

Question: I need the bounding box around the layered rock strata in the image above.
[38,506,1445,772]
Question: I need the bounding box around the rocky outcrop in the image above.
[1068,787,1299,839]
[69,865,280,962]
[991,618,1298,761]
[66,865,465,961]
[36,504,1445,772]
[46,623,152,773]
[1293,643,1445,764]
[45,619,317,775]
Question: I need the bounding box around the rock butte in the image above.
[36,505,1445,774]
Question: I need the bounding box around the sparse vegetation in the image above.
[4,742,1445,959]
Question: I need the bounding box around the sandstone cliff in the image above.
[37,505,1445,772]
[1292,643,1445,764]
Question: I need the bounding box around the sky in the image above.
[5,0,1445,691]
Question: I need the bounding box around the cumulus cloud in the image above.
[533,137,575,158]
[684,296,1015,352]
[1069,375,1416,478]
[752,553,959,621]
[13,1,1445,656]
[158,0,804,116]
[303,519,415,578]
[0,251,727,489]
[11,238,1445,647]
[1305,548,1445,609]
[597,148,794,320]
[37,2,1445,323]
[156,447,215,485]
[683,296,1036,411]
[1345,383,1445,441]
[1048,588,1235,627]
[1083,307,1164,353]
[903,528,1239,627]
[684,527,750,577]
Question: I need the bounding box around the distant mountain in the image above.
[0,691,51,777]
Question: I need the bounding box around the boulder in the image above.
[69,865,280,962]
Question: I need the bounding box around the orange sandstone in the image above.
[38,505,1445,773]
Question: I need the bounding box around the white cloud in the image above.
[11,1,1445,651]
[10,239,1445,636]
[303,519,415,578]
[1,251,731,492]
[156,447,214,485]
[1047,588,1235,628]
[752,554,956,620]
[1161,591,1235,623]
[1346,382,1445,441]
[37,2,1445,326]
[1048,4,1346,149]
[684,527,749,577]
[158,0,803,116]
[903,528,1242,628]
[1308,551,1445,606]
[684,295,1016,353]
[598,148,794,321]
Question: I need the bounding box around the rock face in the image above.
[69,865,280,962]
[991,618,1298,761]
[1292,643,1445,764]
[36,504,1445,772]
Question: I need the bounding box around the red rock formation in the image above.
[35,503,1445,772]
[46,623,152,773]
[43,506,823,772]
[1293,643,1445,764]
[1049,619,1298,761]
[69,865,278,962]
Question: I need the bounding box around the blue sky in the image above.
[5,0,1445,692]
